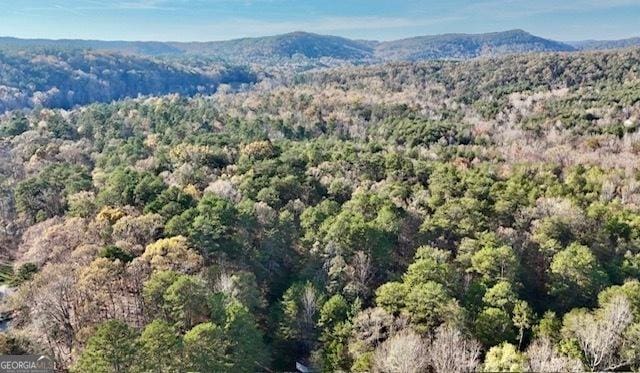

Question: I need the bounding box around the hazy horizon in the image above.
[1,0,639,43]
[0,28,637,45]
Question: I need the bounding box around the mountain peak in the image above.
[285,31,319,37]
[503,29,531,35]
[375,29,574,61]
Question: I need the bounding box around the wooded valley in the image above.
[1,44,640,372]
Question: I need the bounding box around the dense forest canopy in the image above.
[1,45,640,372]
[0,49,256,112]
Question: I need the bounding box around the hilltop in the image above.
[5,29,636,63]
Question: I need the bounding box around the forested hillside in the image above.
[3,30,638,69]
[570,37,640,51]
[374,29,574,61]
[0,50,256,112]
[176,32,375,61]
[1,47,640,372]
[0,30,582,63]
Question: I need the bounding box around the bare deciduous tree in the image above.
[526,338,583,372]
[427,324,481,373]
[112,213,163,250]
[16,263,79,367]
[301,284,320,327]
[347,250,373,298]
[573,295,634,371]
[373,329,430,373]
[349,306,397,359]
[16,217,98,268]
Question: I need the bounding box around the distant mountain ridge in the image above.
[0,36,184,55]
[171,32,374,60]
[374,29,575,61]
[568,37,640,51]
[0,30,637,62]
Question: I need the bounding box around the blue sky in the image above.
[1,0,639,42]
